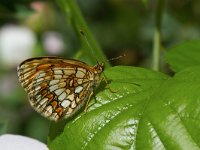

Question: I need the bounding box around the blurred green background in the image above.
[0,0,200,143]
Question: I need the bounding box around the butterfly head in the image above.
[94,63,104,74]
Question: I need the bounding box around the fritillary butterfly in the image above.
[17,57,104,121]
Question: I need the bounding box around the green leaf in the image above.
[48,66,200,150]
[165,40,200,72]
[48,66,166,149]
[146,66,200,150]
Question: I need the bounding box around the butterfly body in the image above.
[17,57,104,121]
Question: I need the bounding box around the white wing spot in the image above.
[35,85,41,91]
[37,71,46,79]
[66,108,73,114]
[67,94,74,101]
[44,106,53,116]
[63,68,75,75]
[36,78,44,83]
[59,82,66,88]
[54,69,63,74]
[54,75,62,79]
[39,98,48,106]
[61,100,71,108]
[49,84,59,92]
[66,89,70,94]
[75,86,83,93]
[58,92,67,101]
[76,68,86,78]
[71,101,77,109]
[69,80,73,86]
[77,79,83,84]
[49,80,59,85]
[55,88,65,95]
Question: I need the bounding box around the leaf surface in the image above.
[49,66,200,150]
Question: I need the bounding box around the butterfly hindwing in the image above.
[17,57,99,121]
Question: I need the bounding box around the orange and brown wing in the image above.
[17,57,95,121]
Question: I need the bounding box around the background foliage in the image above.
[0,0,200,149]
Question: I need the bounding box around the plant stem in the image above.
[152,0,165,71]
[56,0,110,67]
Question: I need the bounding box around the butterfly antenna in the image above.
[80,30,125,65]
[80,30,99,64]
[106,53,126,63]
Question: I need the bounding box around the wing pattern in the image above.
[17,57,102,121]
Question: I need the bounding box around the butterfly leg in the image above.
[101,73,118,93]
[84,91,94,113]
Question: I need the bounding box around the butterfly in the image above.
[17,57,104,121]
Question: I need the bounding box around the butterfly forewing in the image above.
[17,57,103,121]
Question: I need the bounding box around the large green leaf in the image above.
[165,40,200,72]
[48,66,200,150]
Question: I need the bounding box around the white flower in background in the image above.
[42,31,64,55]
[0,25,36,67]
[0,134,49,150]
